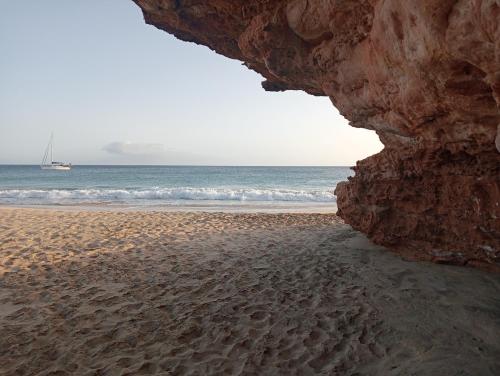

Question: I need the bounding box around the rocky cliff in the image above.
[133,0,500,269]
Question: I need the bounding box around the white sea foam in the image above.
[0,187,336,204]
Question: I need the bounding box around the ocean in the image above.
[0,165,352,212]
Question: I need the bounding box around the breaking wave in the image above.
[0,187,336,204]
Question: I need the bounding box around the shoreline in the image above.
[0,201,338,213]
[1,208,499,375]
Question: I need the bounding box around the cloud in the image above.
[103,142,166,157]
[102,141,206,164]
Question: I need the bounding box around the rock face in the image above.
[133,0,500,269]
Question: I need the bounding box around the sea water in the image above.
[0,165,353,212]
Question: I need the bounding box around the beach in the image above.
[1,207,499,375]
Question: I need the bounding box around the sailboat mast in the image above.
[50,133,53,163]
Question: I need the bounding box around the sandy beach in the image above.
[0,207,499,375]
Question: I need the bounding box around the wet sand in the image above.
[0,208,499,375]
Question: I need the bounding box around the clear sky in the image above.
[0,1,383,166]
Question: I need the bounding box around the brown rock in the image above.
[132,0,500,270]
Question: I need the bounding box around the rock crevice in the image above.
[133,0,500,269]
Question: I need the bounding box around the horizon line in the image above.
[0,163,354,168]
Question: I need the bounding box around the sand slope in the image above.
[0,208,499,375]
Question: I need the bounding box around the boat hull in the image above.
[41,165,71,170]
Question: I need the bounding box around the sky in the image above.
[0,1,383,166]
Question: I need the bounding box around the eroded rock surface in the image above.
[133,0,500,269]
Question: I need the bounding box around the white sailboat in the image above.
[41,133,72,170]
